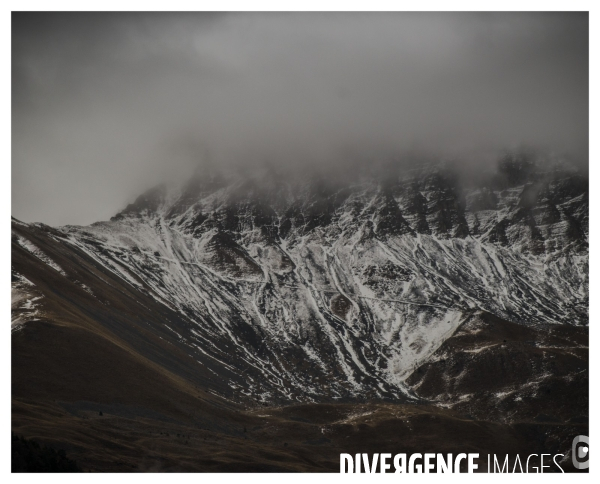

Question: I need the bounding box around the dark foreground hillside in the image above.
[12,433,81,472]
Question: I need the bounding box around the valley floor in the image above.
[12,398,587,472]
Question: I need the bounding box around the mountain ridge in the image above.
[12,159,588,406]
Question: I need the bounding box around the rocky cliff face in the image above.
[11,157,588,408]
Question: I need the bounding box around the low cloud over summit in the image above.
[12,12,588,226]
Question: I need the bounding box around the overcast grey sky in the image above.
[12,12,588,226]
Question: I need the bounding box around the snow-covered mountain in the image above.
[11,156,588,407]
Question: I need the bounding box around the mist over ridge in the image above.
[12,12,588,226]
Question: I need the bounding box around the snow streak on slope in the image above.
[15,234,66,276]
[11,272,42,332]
